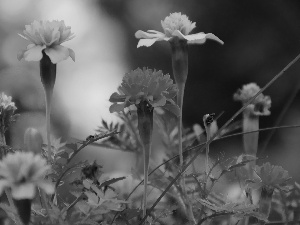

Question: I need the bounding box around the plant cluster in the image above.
[0,12,299,225]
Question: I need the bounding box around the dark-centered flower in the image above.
[109,68,178,115]
[135,12,223,47]
[17,20,75,64]
[234,83,271,116]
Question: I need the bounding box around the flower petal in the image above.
[109,92,126,103]
[137,38,162,48]
[22,45,45,61]
[109,103,125,113]
[135,30,164,39]
[44,45,70,64]
[11,183,36,200]
[68,48,75,62]
[186,32,224,45]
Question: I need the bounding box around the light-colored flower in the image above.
[135,12,224,48]
[234,83,271,116]
[109,68,178,114]
[0,93,17,111]
[17,20,75,64]
[0,151,54,199]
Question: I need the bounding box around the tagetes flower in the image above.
[135,12,224,48]
[0,151,54,200]
[234,83,271,116]
[247,163,291,192]
[109,68,178,114]
[17,20,75,64]
[0,93,17,111]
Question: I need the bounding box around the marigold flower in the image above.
[0,92,17,111]
[17,20,75,64]
[0,151,54,200]
[135,12,224,47]
[109,68,178,114]
[234,83,271,116]
[247,162,291,192]
[0,93,18,143]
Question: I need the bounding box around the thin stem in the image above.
[142,143,151,218]
[177,82,195,224]
[177,82,185,170]
[45,93,52,161]
[138,52,300,225]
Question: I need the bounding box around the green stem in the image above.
[170,37,196,224]
[243,111,259,178]
[40,51,56,162]
[136,101,154,219]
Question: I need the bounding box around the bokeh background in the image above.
[1,0,300,180]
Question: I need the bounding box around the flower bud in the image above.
[24,128,43,154]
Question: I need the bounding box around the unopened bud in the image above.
[24,128,43,154]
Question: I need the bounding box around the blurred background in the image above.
[1,0,300,180]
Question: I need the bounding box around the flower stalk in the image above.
[136,101,154,218]
[40,51,57,161]
[170,33,196,225]
[170,37,188,171]
[234,83,271,177]
[243,111,259,175]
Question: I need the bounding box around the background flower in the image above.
[0,151,54,199]
[17,20,75,64]
[247,162,291,192]
[234,83,271,116]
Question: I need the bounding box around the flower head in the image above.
[0,93,18,134]
[135,12,224,47]
[161,12,196,36]
[234,83,271,116]
[0,92,16,111]
[17,20,75,64]
[247,163,291,192]
[109,68,178,114]
[0,151,54,199]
